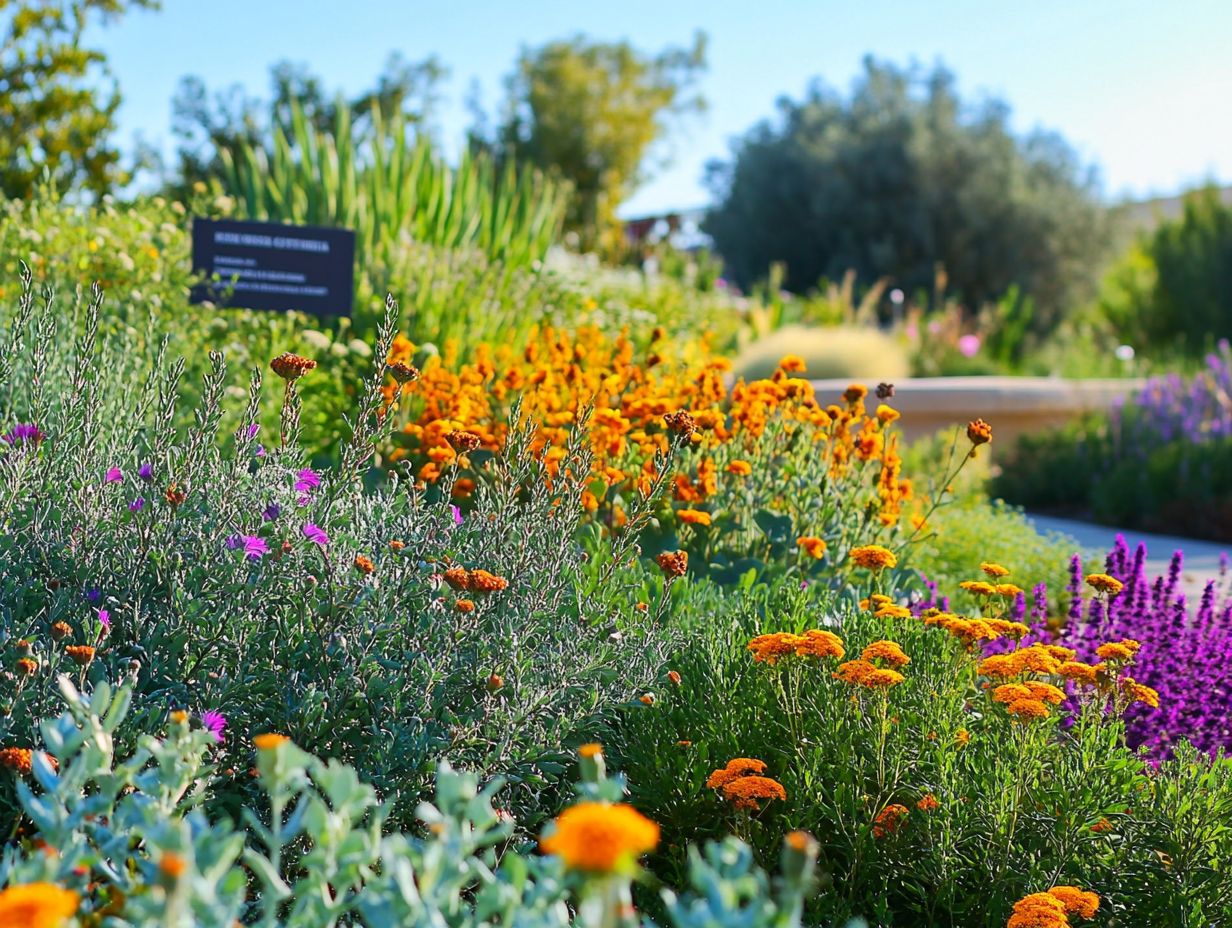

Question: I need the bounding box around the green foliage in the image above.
[0,284,669,833]
[614,581,1232,925]
[1095,185,1232,353]
[705,58,1109,332]
[0,0,160,198]
[732,325,909,382]
[0,681,822,927]
[214,96,569,331]
[490,32,707,253]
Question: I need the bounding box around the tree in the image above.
[170,52,447,190]
[490,33,707,253]
[0,0,159,199]
[705,58,1109,331]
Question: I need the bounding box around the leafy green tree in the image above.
[0,0,159,198]
[705,58,1108,331]
[170,53,447,190]
[489,33,707,253]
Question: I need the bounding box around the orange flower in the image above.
[0,747,34,775]
[64,645,95,666]
[254,733,290,751]
[849,544,897,571]
[1085,573,1124,596]
[966,418,992,445]
[16,657,37,677]
[834,659,904,688]
[796,536,827,559]
[656,550,688,578]
[872,804,909,838]
[916,793,940,812]
[0,882,79,927]
[980,562,1010,578]
[726,460,752,476]
[50,622,72,641]
[539,802,659,873]
[667,670,682,686]
[794,629,845,660]
[861,640,910,669]
[1005,698,1050,721]
[1047,886,1100,919]
[469,569,509,593]
[678,508,712,526]
[706,757,768,789]
[720,775,787,811]
[778,355,807,373]
[747,632,804,664]
[354,555,375,576]
[455,599,476,614]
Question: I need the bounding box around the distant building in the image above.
[621,207,712,252]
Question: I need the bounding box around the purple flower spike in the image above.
[138,463,153,482]
[105,466,123,483]
[243,536,269,560]
[201,710,227,744]
[302,522,329,546]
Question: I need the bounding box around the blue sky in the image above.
[89,0,1232,216]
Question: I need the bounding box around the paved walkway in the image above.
[1027,512,1230,603]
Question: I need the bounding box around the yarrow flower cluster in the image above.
[1007,886,1099,928]
[705,757,787,811]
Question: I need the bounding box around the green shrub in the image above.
[0,680,822,927]
[732,325,909,382]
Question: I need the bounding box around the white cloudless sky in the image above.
[88,0,1232,216]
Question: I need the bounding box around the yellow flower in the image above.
[0,882,79,927]
[539,802,659,872]
[980,562,1010,578]
[875,404,900,424]
[874,604,913,619]
[959,580,997,597]
[834,659,905,688]
[1095,641,1137,662]
[849,544,897,571]
[1085,573,1124,596]
[778,355,807,373]
[995,583,1024,598]
[796,535,827,559]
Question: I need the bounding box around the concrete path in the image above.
[1026,512,1230,603]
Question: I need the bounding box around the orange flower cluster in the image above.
[539,801,660,873]
[747,630,845,664]
[1085,573,1124,597]
[0,883,79,927]
[270,352,317,381]
[921,611,1030,648]
[849,544,897,571]
[381,328,912,527]
[442,567,509,593]
[834,659,905,689]
[656,551,688,578]
[706,757,787,811]
[872,803,909,838]
[0,747,34,774]
[1008,886,1099,928]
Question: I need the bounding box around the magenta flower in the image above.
[2,423,43,447]
[138,462,153,482]
[302,522,329,546]
[96,608,110,643]
[129,497,145,512]
[294,469,321,493]
[105,467,123,483]
[243,536,269,560]
[957,334,981,358]
[450,504,463,526]
[201,710,227,743]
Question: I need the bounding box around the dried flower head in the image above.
[876,382,896,399]
[16,657,37,676]
[446,430,483,453]
[270,352,317,381]
[966,418,992,445]
[656,550,688,578]
[387,361,421,385]
[165,483,186,507]
[843,384,869,404]
[663,409,697,438]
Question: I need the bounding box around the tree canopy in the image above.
[487,32,707,253]
[705,58,1109,329]
[0,0,159,199]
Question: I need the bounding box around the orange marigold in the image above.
[354,555,375,576]
[834,659,904,688]
[0,747,34,775]
[872,803,909,838]
[726,460,752,476]
[1057,661,1101,686]
[720,775,787,811]
[1121,678,1160,708]
[796,535,827,559]
[64,645,95,666]
[539,801,659,873]
[1006,698,1051,721]
[916,793,940,812]
[874,604,913,619]
[849,544,897,571]
[861,640,910,669]
[980,562,1011,578]
[469,569,509,593]
[1047,885,1100,919]
[1085,573,1124,596]
[960,580,997,597]
[678,508,712,526]
[253,733,290,751]
[16,657,37,677]
[455,599,476,614]
[443,567,470,590]
[778,355,807,373]
[0,882,79,927]
[50,621,72,641]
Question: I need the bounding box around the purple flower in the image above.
[98,608,110,628]
[129,496,145,512]
[296,494,312,507]
[262,502,281,521]
[450,504,463,526]
[245,423,260,439]
[256,445,266,458]
[243,536,269,560]
[86,587,101,603]
[105,466,123,483]
[201,710,227,744]
[225,535,242,551]
[294,469,321,494]
[138,463,153,482]
[302,522,329,546]
[2,423,43,447]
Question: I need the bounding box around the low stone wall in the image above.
[810,376,1144,446]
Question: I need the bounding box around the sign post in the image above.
[190,218,355,317]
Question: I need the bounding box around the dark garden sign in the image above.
[190,217,355,317]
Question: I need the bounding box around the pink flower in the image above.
[105,467,123,483]
[451,504,463,526]
[294,469,321,493]
[302,523,329,546]
[958,334,981,358]
[201,710,226,743]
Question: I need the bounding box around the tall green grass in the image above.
[213,98,570,333]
